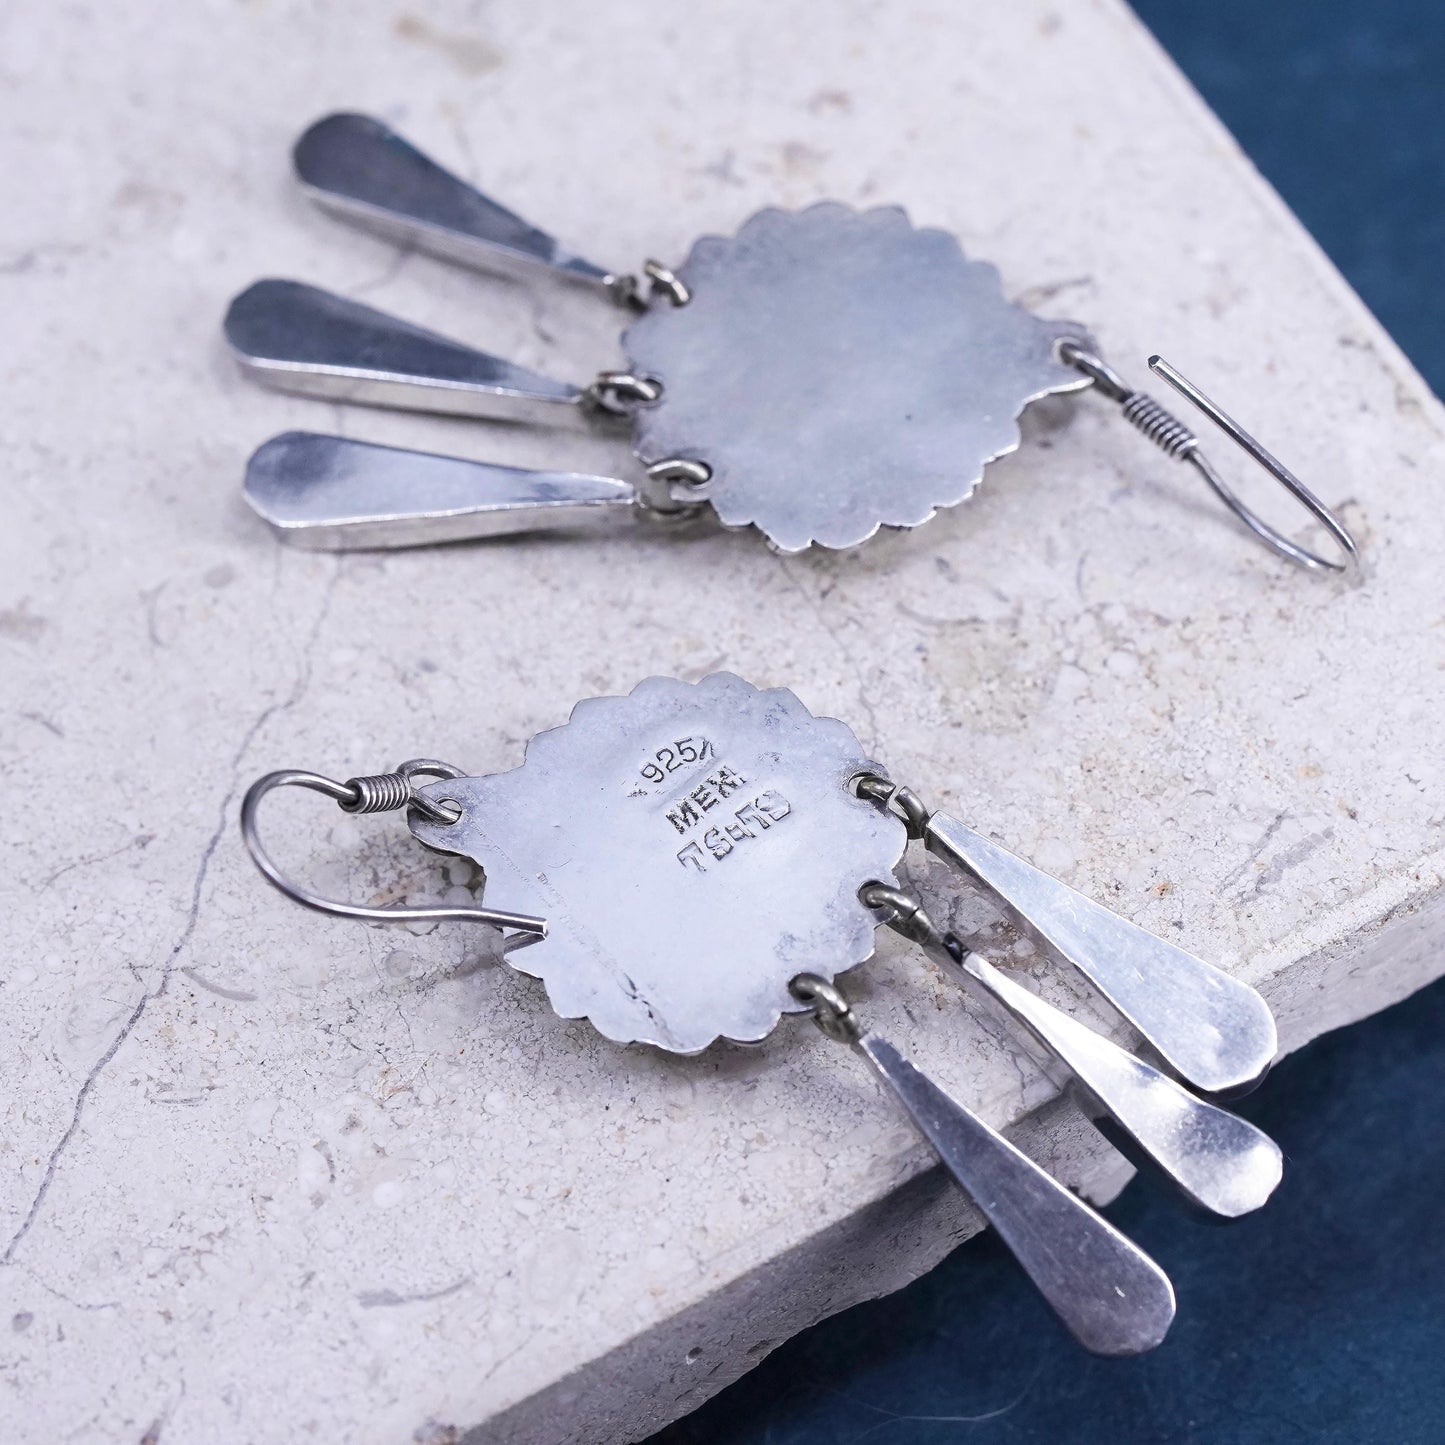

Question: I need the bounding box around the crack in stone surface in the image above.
[2,562,340,1263]
[1247,828,1336,897]
[1217,811,1288,892]
[778,558,881,748]
[15,1260,120,1313]
[40,832,154,891]
[356,1277,472,1308]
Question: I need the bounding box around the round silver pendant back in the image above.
[624,203,1092,552]
[411,673,905,1053]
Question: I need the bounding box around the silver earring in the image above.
[241,671,1284,1356]
[226,114,1357,571]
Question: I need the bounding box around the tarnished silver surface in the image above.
[234,125,1101,554]
[225,280,587,424]
[925,810,1279,1096]
[409,673,905,1052]
[624,203,1092,552]
[245,433,638,549]
[293,113,621,295]
[856,1032,1176,1356]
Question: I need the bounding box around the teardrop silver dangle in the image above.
[790,974,1176,1356]
[292,113,634,297]
[226,279,594,426]
[855,775,1278,1097]
[857,884,1282,1218]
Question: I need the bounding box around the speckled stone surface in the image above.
[2,2,1443,1442]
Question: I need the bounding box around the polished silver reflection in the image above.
[863,883,1281,1218]
[408,674,905,1053]
[245,433,638,549]
[225,280,587,425]
[949,951,1281,1217]
[293,113,623,295]
[925,810,1278,1096]
[844,1020,1176,1356]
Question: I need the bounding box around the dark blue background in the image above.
[648,4,1445,1441]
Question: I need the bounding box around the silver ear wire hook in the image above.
[1062,343,1359,573]
[240,763,547,936]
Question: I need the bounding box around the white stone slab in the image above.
[2,2,1443,1442]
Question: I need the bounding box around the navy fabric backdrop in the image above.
[647,4,1445,1441]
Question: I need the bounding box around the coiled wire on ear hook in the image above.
[1062,342,1359,574]
[240,761,547,936]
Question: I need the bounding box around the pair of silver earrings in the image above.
[230,116,1332,1355]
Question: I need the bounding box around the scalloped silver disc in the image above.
[623,202,1093,552]
[410,673,905,1053]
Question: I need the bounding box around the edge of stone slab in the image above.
[1115,0,1445,414]
[441,863,1445,1445]
[441,7,1445,1438]
[466,1094,1137,1445]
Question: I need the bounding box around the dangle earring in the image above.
[240,672,1283,1356]
[225,113,1357,570]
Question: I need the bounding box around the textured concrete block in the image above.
[2,2,1443,1442]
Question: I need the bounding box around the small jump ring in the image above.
[643,259,691,307]
[637,457,713,517]
[851,772,931,840]
[395,758,466,825]
[790,972,862,1044]
[587,371,664,416]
